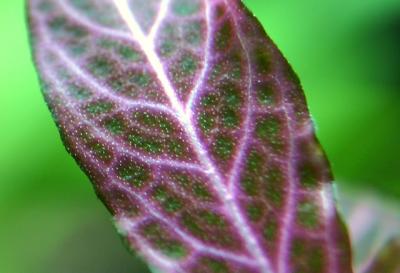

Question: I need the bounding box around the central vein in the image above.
[112,0,185,120]
[112,1,272,272]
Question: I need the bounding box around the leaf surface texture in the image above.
[28,0,353,272]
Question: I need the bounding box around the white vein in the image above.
[57,0,133,42]
[112,1,273,272]
[112,0,185,117]
[320,182,338,273]
[148,0,171,42]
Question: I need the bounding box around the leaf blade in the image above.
[28,0,353,272]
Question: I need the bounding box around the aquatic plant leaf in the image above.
[28,0,353,272]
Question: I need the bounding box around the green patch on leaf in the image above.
[256,115,284,152]
[193,183,212,200]
[76,129,113,163]
[70,44,87,56]
[216,21,232,51]
[223,83,242,108]
[86,100,114,115]
[241,176,258,196]
[182,210,229,246]
[263,219,278,242]
[90,141,112,162]
[142,223,187,259]
[68,84,91,100]
[201,94,219,107]
[291,239,325,273]
[253,48,271,74]
[256,116,281,139]
[104,117,125,135]
[257,82,276,105]
[199,258,229,273]
[116,162,150,188]
[173,173,213,200]
[263,166,284,205]
[48,16,87,38]
[87,56,114,77]
[247,202,264,222]
[97,39,118,49]
[128,133,163,154]
[160,40,176,56]
[179,54,198,76]
[130,72,151,87]
[183,21,202,45]
[246,151,264,172]
[199,211,226,227]
[222,108,239,128]
[198,113,215,133]
[228,53,243,79]
[133,112,174,134]
[153,186,183,213]
[213,135,234,160]
[168,140,185,157]
[297,200,320,229]
[172,0,200,16]
[298,162,320,188]
[117,45,140,61]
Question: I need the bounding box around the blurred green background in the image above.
[0,0,399,272]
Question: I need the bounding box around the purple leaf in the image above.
[28,0,353,272]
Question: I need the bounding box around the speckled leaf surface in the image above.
[28,0,353,272]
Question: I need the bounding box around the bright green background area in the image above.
[0,1,399,272]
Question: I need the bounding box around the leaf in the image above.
[27,0,353,272]
[340,190,400,273]
[363,238,400,273]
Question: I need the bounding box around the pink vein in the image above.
[112,1,272,272]
[222,2,273,273]
[185,0,212,114]
[225,4,253,193]
[275,76,297,273]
